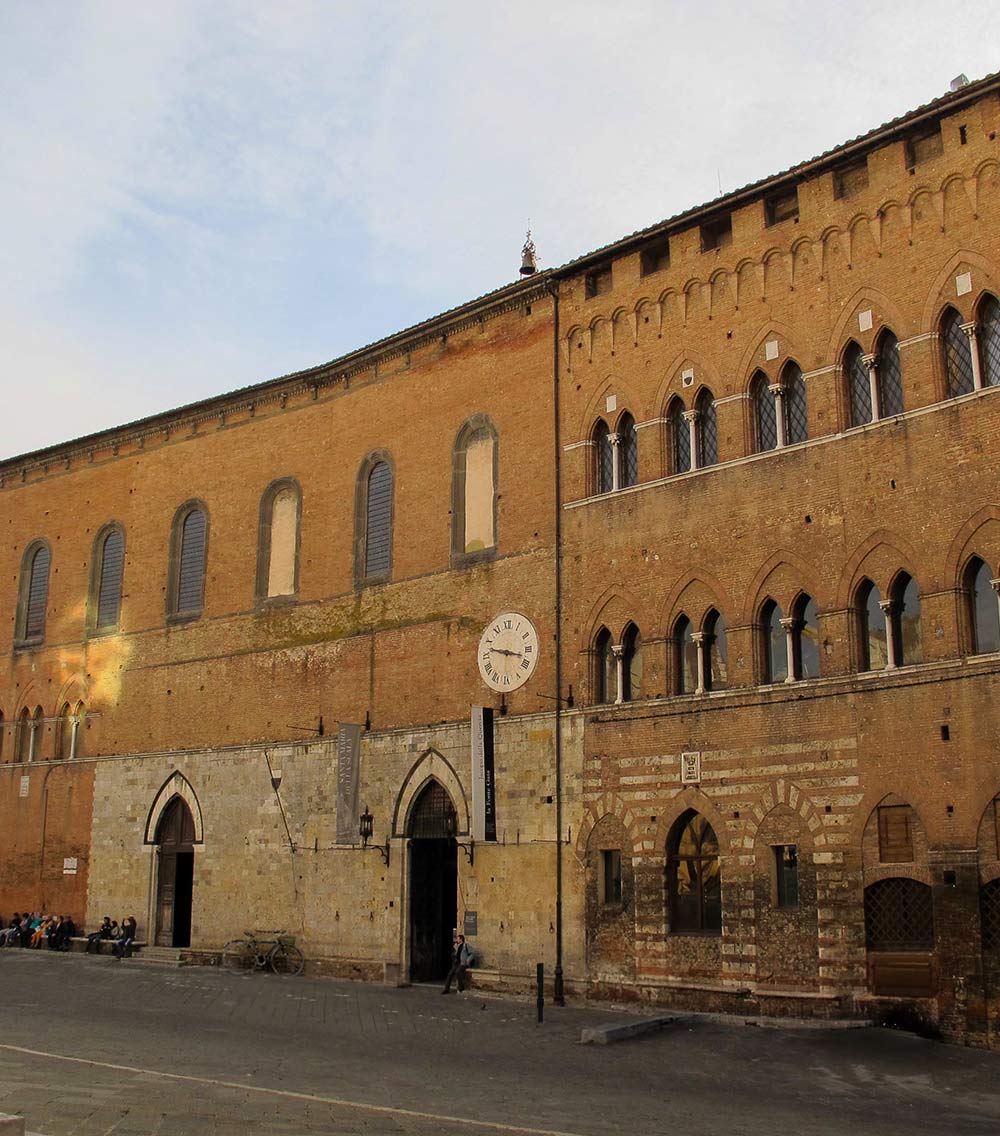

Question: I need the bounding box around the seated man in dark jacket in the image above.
[112,916,138,960]
[86,916,113,953]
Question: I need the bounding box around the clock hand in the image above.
[490,648,523,658]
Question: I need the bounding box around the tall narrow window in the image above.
[792,594,821,680]
[17,541,51,645]
[452,418,498,564]
[601,849,623,905]
[704,609,728,692]
[695,389,718,467]
[774,845,799,908]
[964,557,1000,654]
[845,341,872,426]
[618,413,638,488]
[890,572,922,666]
[593,420,613,494]
[979,294,1000,388]
[169,504,208,618]
[857,580,888,671]
[594,627,614,703]
[92,525,125,632]
[621,623,642,701]
[783,362,807,444]
[876,330,904,417]
[257,481,301,599]
[15,708,31,762]
[751,372,777,453]
[355,455,394,586]
[0,710,4,760]
[56,703,72,760]
[941,306,975,398]
[668,810,721,933]
[668,399,691,474]
[760,599,787,683]
[674,615,697,695]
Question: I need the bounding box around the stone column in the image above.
[27,719,38,762]
[769,384,787,448]
[612,643,624,704]
[962,321,984,391]
[779,617,797,683]
[879,600,898,668]
[992,577,1000,635]
[608,432,621,492]
[682,410,700,471]
[691,631,707,695]
[69,716,80,760]
[862,352,880,422]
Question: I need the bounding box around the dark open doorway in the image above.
[155,797,195,948]
[408,782,458,983]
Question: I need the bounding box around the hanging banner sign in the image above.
[336,723,362,844]
[471,706,497,842]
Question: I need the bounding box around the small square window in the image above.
[833,160,869,200]
[765,188,799,227]
[700,215,732,253]
[585,267,613,299]
[640,239,670,276]
[906,124,943,169]
[774,845,799,907]
[601,849,622,905]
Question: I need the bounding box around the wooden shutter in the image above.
[364,464,392,577]
[96,529,124,629]
[878,805,914,863]
[24,546,51,639]
[176,510,207,612]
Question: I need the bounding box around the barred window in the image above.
[668,810,721,933]
[17,542,51,644]
[751,371,777,453]
[169,505,208,617]
[695,389,718,467]
[964,557,1000,655]
[979,293,1000,388]
[876,330,904,417]
[865,878,933,951]
[783,361,807,444]
[92,525,125,632]
[941,306,974,398]
[668,399,690,474]
[845,341,872,427]
[981,879,1000,952]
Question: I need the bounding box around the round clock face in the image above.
[478,612,539,692]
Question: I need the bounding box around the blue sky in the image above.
[2,1,998,458]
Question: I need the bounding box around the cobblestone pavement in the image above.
[1,950,999,1135]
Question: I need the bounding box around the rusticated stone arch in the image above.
[652,787,731,858]
[144,771,204,845]
[920,248,1000,332]
[583,811,637,983]
[735,780,828,857]
[392,749,469,839]
[575,795,643,862]
[740,549,823,624]
[855,791,932,885]
[836,529,923,609]
[827,286,910,360]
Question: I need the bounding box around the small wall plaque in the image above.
[765,339,779,361]
[605,394,617,413]
[956,272,972,296]
[858,309,873,332]
[463,910,478,937]
[63,858,78,875]
[19,776,29,798]
[680,751,702,784]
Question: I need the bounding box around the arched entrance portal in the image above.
[408,781,458,982]
[155,797,195,947]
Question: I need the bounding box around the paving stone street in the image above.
[1,951,999,1135]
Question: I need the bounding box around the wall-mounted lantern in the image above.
[359,805,390,866]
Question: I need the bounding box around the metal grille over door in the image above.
[409,781,458,838]
[864,878,933,951]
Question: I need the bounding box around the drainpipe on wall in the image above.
[547,276,565,1007]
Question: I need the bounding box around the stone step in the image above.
[128,946,184,966]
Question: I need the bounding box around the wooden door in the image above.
[155,797,195,948]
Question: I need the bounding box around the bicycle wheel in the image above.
[269,944,304,976]
[222,939,254,972]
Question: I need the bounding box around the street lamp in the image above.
[359,806,390,866]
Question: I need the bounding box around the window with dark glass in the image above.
[93,526,125,631]
[765,188,799,226]
[774,845,799,907]
[792,595,821,680]
[890,572,922,665]
[760,599,786,683]
[14,708,30,762]
[783,362,807,444]
[878,805,914,862]
[876,331,904,417]
[171,507,207,616]
[857,579,887,670]
[364,462,393,578]
[585,266,612,299]
[700,215,732,252]
[618,413,638,488]
[18,543,51,644]
[668,399,690,474]
[979,293,1000,387]
[695,389,718,467]
[640,239,670,276]
[751,372,777,452]
[965,557,1000,654]
[668,810,721,933]
[674,615,697,695]
[593,420,613,494]
[845,341,872,427]
[704,609,727,691]
[941,306,974,398]
[621,623,641,701]
[594,627,614,704]
[601,849,623,905]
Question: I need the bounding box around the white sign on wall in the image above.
[63,858,78,875]
[19,776,29,798]
[680,751,701,785]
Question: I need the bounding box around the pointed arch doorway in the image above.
[408,781,458,982]
[155,797,195,947]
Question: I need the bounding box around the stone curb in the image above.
[580,1015,678,1044]
[0,1113,25,1135]
[580,1011,873,1045]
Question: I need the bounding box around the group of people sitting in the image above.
[1,912,138,958]
[1,912,77,950]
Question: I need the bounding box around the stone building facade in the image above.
[2,73,1000,1045]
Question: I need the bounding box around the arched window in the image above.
[979,293,1000,388]
[964,557,1000,655]
[16,541,51,645]
[618,412,638,488]
[594,627,614,704]
[168,503,208,618]
[91,524,125,632]
[256,480,301,600]
[941,306,974,398]
[890,572,922,666]
[667,810,721,934]
[0,710,4,760]
[876,330,904,417]
[791,594,821,680]
[695,388,718,468]
[844,341,872,427]
[452,417,498,563]
[782,361,807,444]
[355,456,394,585]
[56,703,72,760]
[667,399,690,474]
[704,609,728,692]
[593,420,613,494]
[760,599,787,683]
[751,371,777,453]
[621,623,642,701]
[673,615,697,695]
[856,579,887,671]
[15,708,31,763]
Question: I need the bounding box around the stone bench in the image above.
[69,936,148,956]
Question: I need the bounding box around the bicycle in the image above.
[221,929,305,976]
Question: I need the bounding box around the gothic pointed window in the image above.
[668,399,690,474]
[667,810,721,934]
[168,503,208,619]
[890,572,922,666]
[979,294,1000,388]
[792,594,820,680]
[621,623,642,701]
[876,330,904,417]
[673,615,697,695]
[845,341,872,427]
[751,371,777,453]
[16,541,51,645]
[618,412,638,488]
[782,361,807,444]
[594,627,614,704]
[355,455,394,586]
[91,524,125,632]
[856,579,887,671]
[964,557,1000,655]
[760,599,787,683]
[704,609,728,692]
[941,306,974,398]
[695,388,718,467]
[593,420,613,494]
